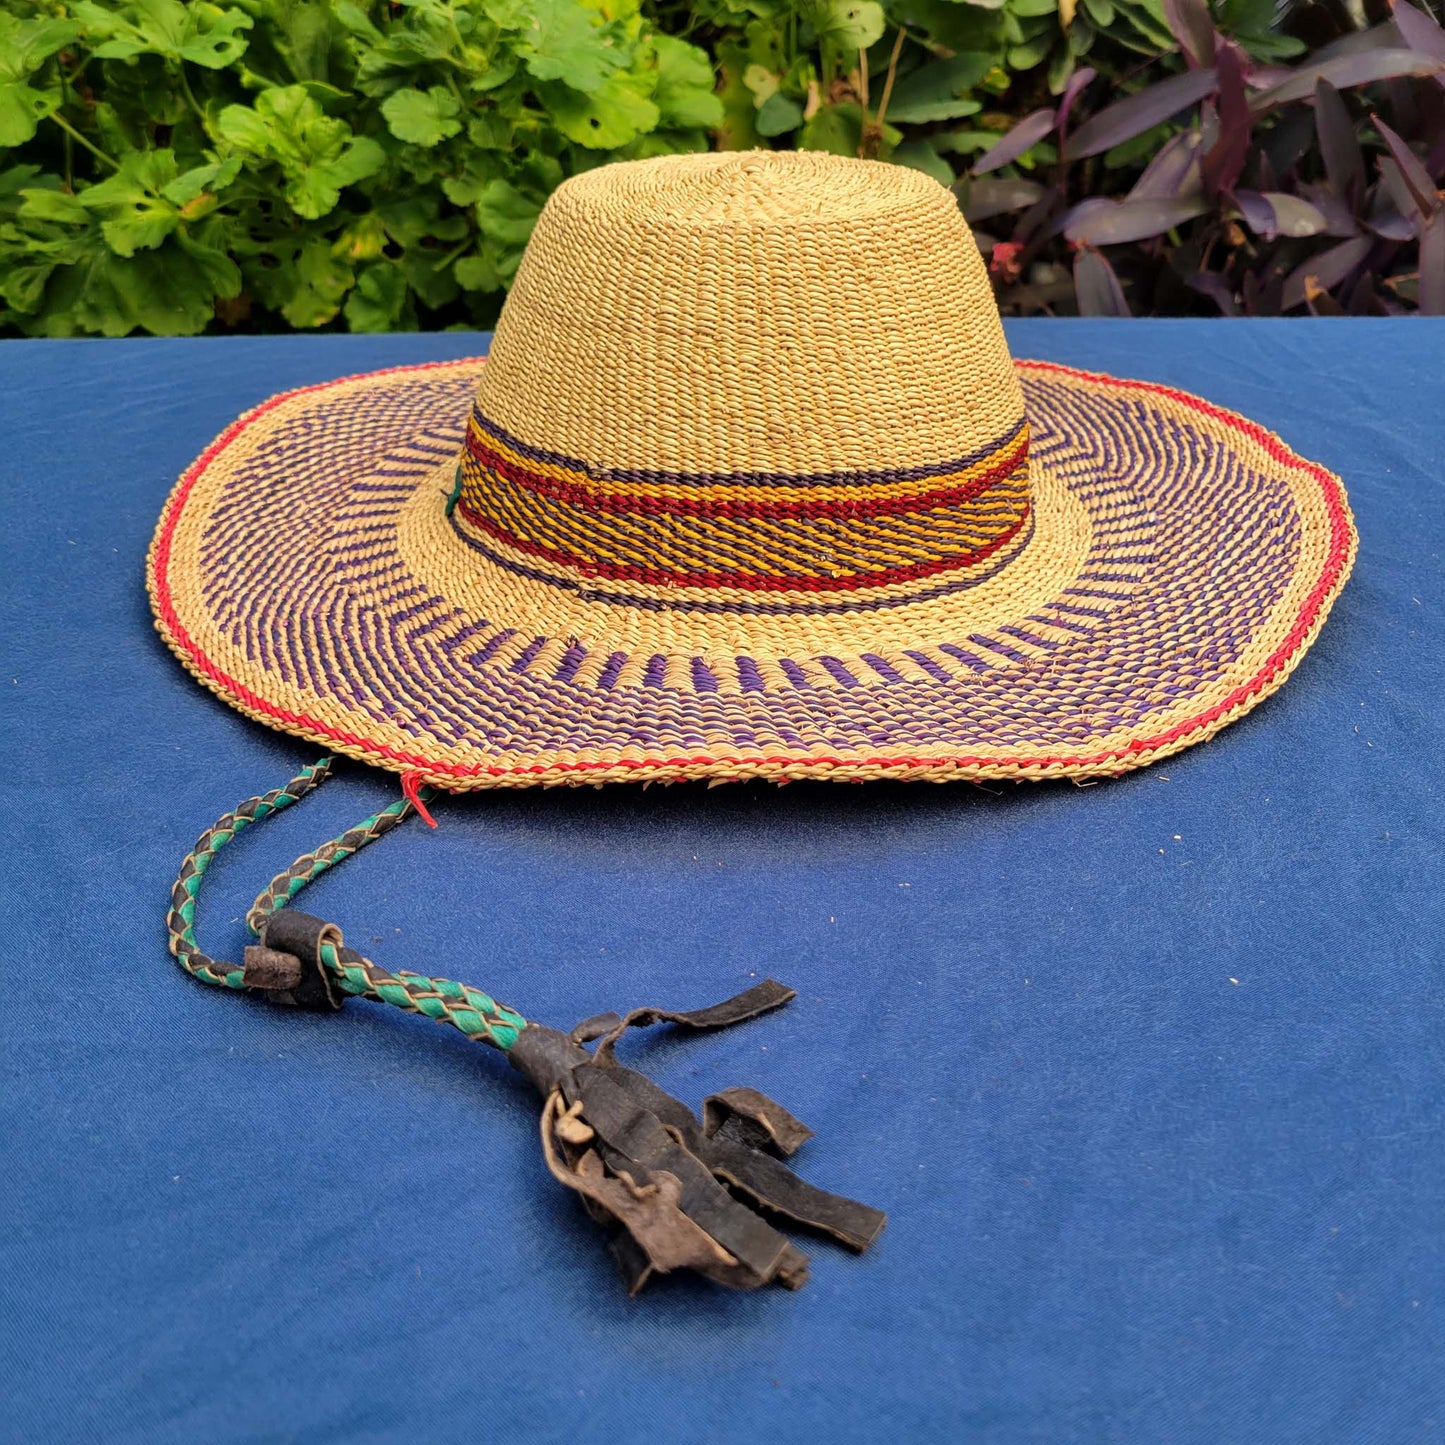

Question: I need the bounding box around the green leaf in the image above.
[278,242,354,328]
[1008,36,1054,69]
[18,189,90,225]
[653,36,724,131]
[0,83,59,148]
[377,193,468,247]
[218,86,384,219]
[467,112,513,150]
[266,0,342,84]
[236,232,354,328]
[79,151,183,257]
[804,0,886,56]
[72,244,230,336]
[0,13,77,146]
[539,76,660,148]
[1233,29,1307,61]
[508,0,626,94]
[160,157,243,208]
[891,137,955,185]
[333,1,383,46]
[381,86,463,147]
[442,152,507,206]
[345,262,409,331]
[743,63,779,104]
[756,90,803,136]
[883,53,992,123]
[716,40,763,149]
[0,14,78,73]
[475,178,544,247]
[74,0,252,70]
[799,100,863,155]
[174,225,242,299]
[400,247,460,310]
[292,137,383,217]
[455,251,504,293]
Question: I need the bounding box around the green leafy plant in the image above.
[1,0,1441,334]
[0,0,723,335]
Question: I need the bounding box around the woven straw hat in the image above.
[148,150,1356,791]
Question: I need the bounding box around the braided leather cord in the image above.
[168,759,529,1051]
[169,759,336,989]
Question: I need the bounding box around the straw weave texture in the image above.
[147,152,1355,790]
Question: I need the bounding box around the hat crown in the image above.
[456,151,1030,604]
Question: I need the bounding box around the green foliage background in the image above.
[0,0,1438,333]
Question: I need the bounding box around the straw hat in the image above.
[148,150,1356,791]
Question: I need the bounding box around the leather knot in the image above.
[242,909,346,1011]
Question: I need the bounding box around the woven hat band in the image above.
[452,404,1032,597]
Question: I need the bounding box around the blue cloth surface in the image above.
[2,320,1441,1444]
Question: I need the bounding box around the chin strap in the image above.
[168,760,886,1294]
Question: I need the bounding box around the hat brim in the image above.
[147,357,1355,789]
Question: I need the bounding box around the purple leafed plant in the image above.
[957,0,1445,317]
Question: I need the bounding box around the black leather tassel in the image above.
[508,981,886,1294]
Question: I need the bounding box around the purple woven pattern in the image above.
[192,369,1302,757]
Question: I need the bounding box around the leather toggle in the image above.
[242,909,347,1011]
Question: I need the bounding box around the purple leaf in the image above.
[1057,66,1097,139]
[1249,50,1445,113]
[1424,89,1445,170]
[1013,184,1064,246]
[1232,188,1276,235]
[1314,80,1365,209]
[1392,0,1445,83]
[1247,64,1298,91]
[1234,190,1330,238]
[1306,286,1347,316]
[1366,205,1417,240]
[964,176,1046,222]
[1064,195,1210,243]
[1162,0,1216,68]
[1073,248,1132,315]
[1344,272,1386,314]
[1420,209,1445,313]
[1065,67,1219,161]
[972,109,1056,176]
[1375,157,1426,227]
[1242,266,1285,316]
[1048,196,1113,242]
[1310,22,1408,62]
[1128,128,1203,200]
[1187,269,1241,316]
[1373,113,1441,219]
[1298,180,1363,236]
[1201,41,1250,198]
[1280,236,1374,310]
[1267,192,1331,236]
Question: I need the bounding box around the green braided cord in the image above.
[169,759,530,1052]
[317,941,528,1051]
[444,463,463,518]
[244,795,418,935]
[169,758,337,990]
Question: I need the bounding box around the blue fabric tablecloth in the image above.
[3,320,1441,1444]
